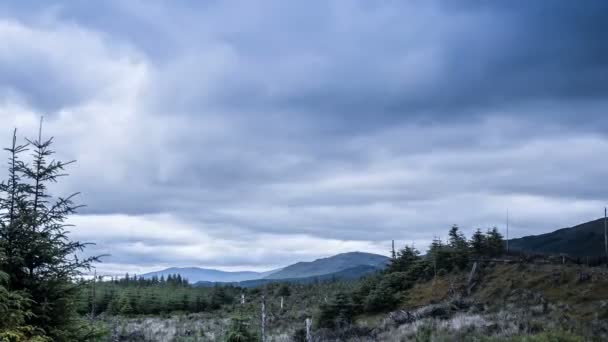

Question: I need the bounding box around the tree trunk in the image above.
[261,295,266,342]
[305,318,312,342]
[91,270,97,319]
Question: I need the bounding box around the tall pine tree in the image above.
[470,228,486,257]
[448,224,470,269]
[0,126,100,341]
[485,227,505,257]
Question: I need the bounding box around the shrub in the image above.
[382,272,413,292]
[316,293,355,329]
[292,328,307,342]
[225,318,258,342]
[363,281,397,312]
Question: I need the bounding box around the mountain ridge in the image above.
[142,251,389,284]
[264,251,389,279]
[509,217,608,257]
[141,267,280,283]
[195,264,381,288]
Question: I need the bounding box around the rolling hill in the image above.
[509,218,608,257]
[142,251,389,284]
[264,251,389,279]
[195,264,381,288]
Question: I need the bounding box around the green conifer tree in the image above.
[428,237,452,273]
[388,245,421,273]
[0,127,100,341]
[448,225,470,269]
[485,227,505,257]
[470,229,486,257]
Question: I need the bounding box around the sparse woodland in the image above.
[82,225,608,341]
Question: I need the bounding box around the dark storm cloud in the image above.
[2,1,607,124]
[138,1,608,130]
[1,0,607,272]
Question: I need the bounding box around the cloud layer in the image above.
[0,1,607,274]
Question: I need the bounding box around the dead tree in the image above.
[305,318,312,342]
[261,295,266,342]
[90,269,96,319]
[467,262,478,295]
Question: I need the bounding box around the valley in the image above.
[78,219,608,341]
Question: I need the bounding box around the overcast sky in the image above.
[1,1,607,275]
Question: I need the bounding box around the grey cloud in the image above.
[0,1,607,272]
[137,1,608,129]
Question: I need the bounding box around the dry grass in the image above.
[471,263,608,322]
[102,313,299,341]
[363,262,608,341]
[401,274,466,309]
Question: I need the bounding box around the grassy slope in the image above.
[395,263,608,322]
[473,263,608,321]
[354,263,608,341]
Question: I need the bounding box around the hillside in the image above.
[264,251,388,280]
[362,262,608,340]
[509,218,608,257]
[100,262,608,341]
[195,264,380,288]
[141,267,279,283]
[142,251,388,284]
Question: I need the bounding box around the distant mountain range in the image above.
[141,252,389,285]
[141,267,279,283]
[141,218,608,285]
[509,218,608,257]
[196,265,380,288]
